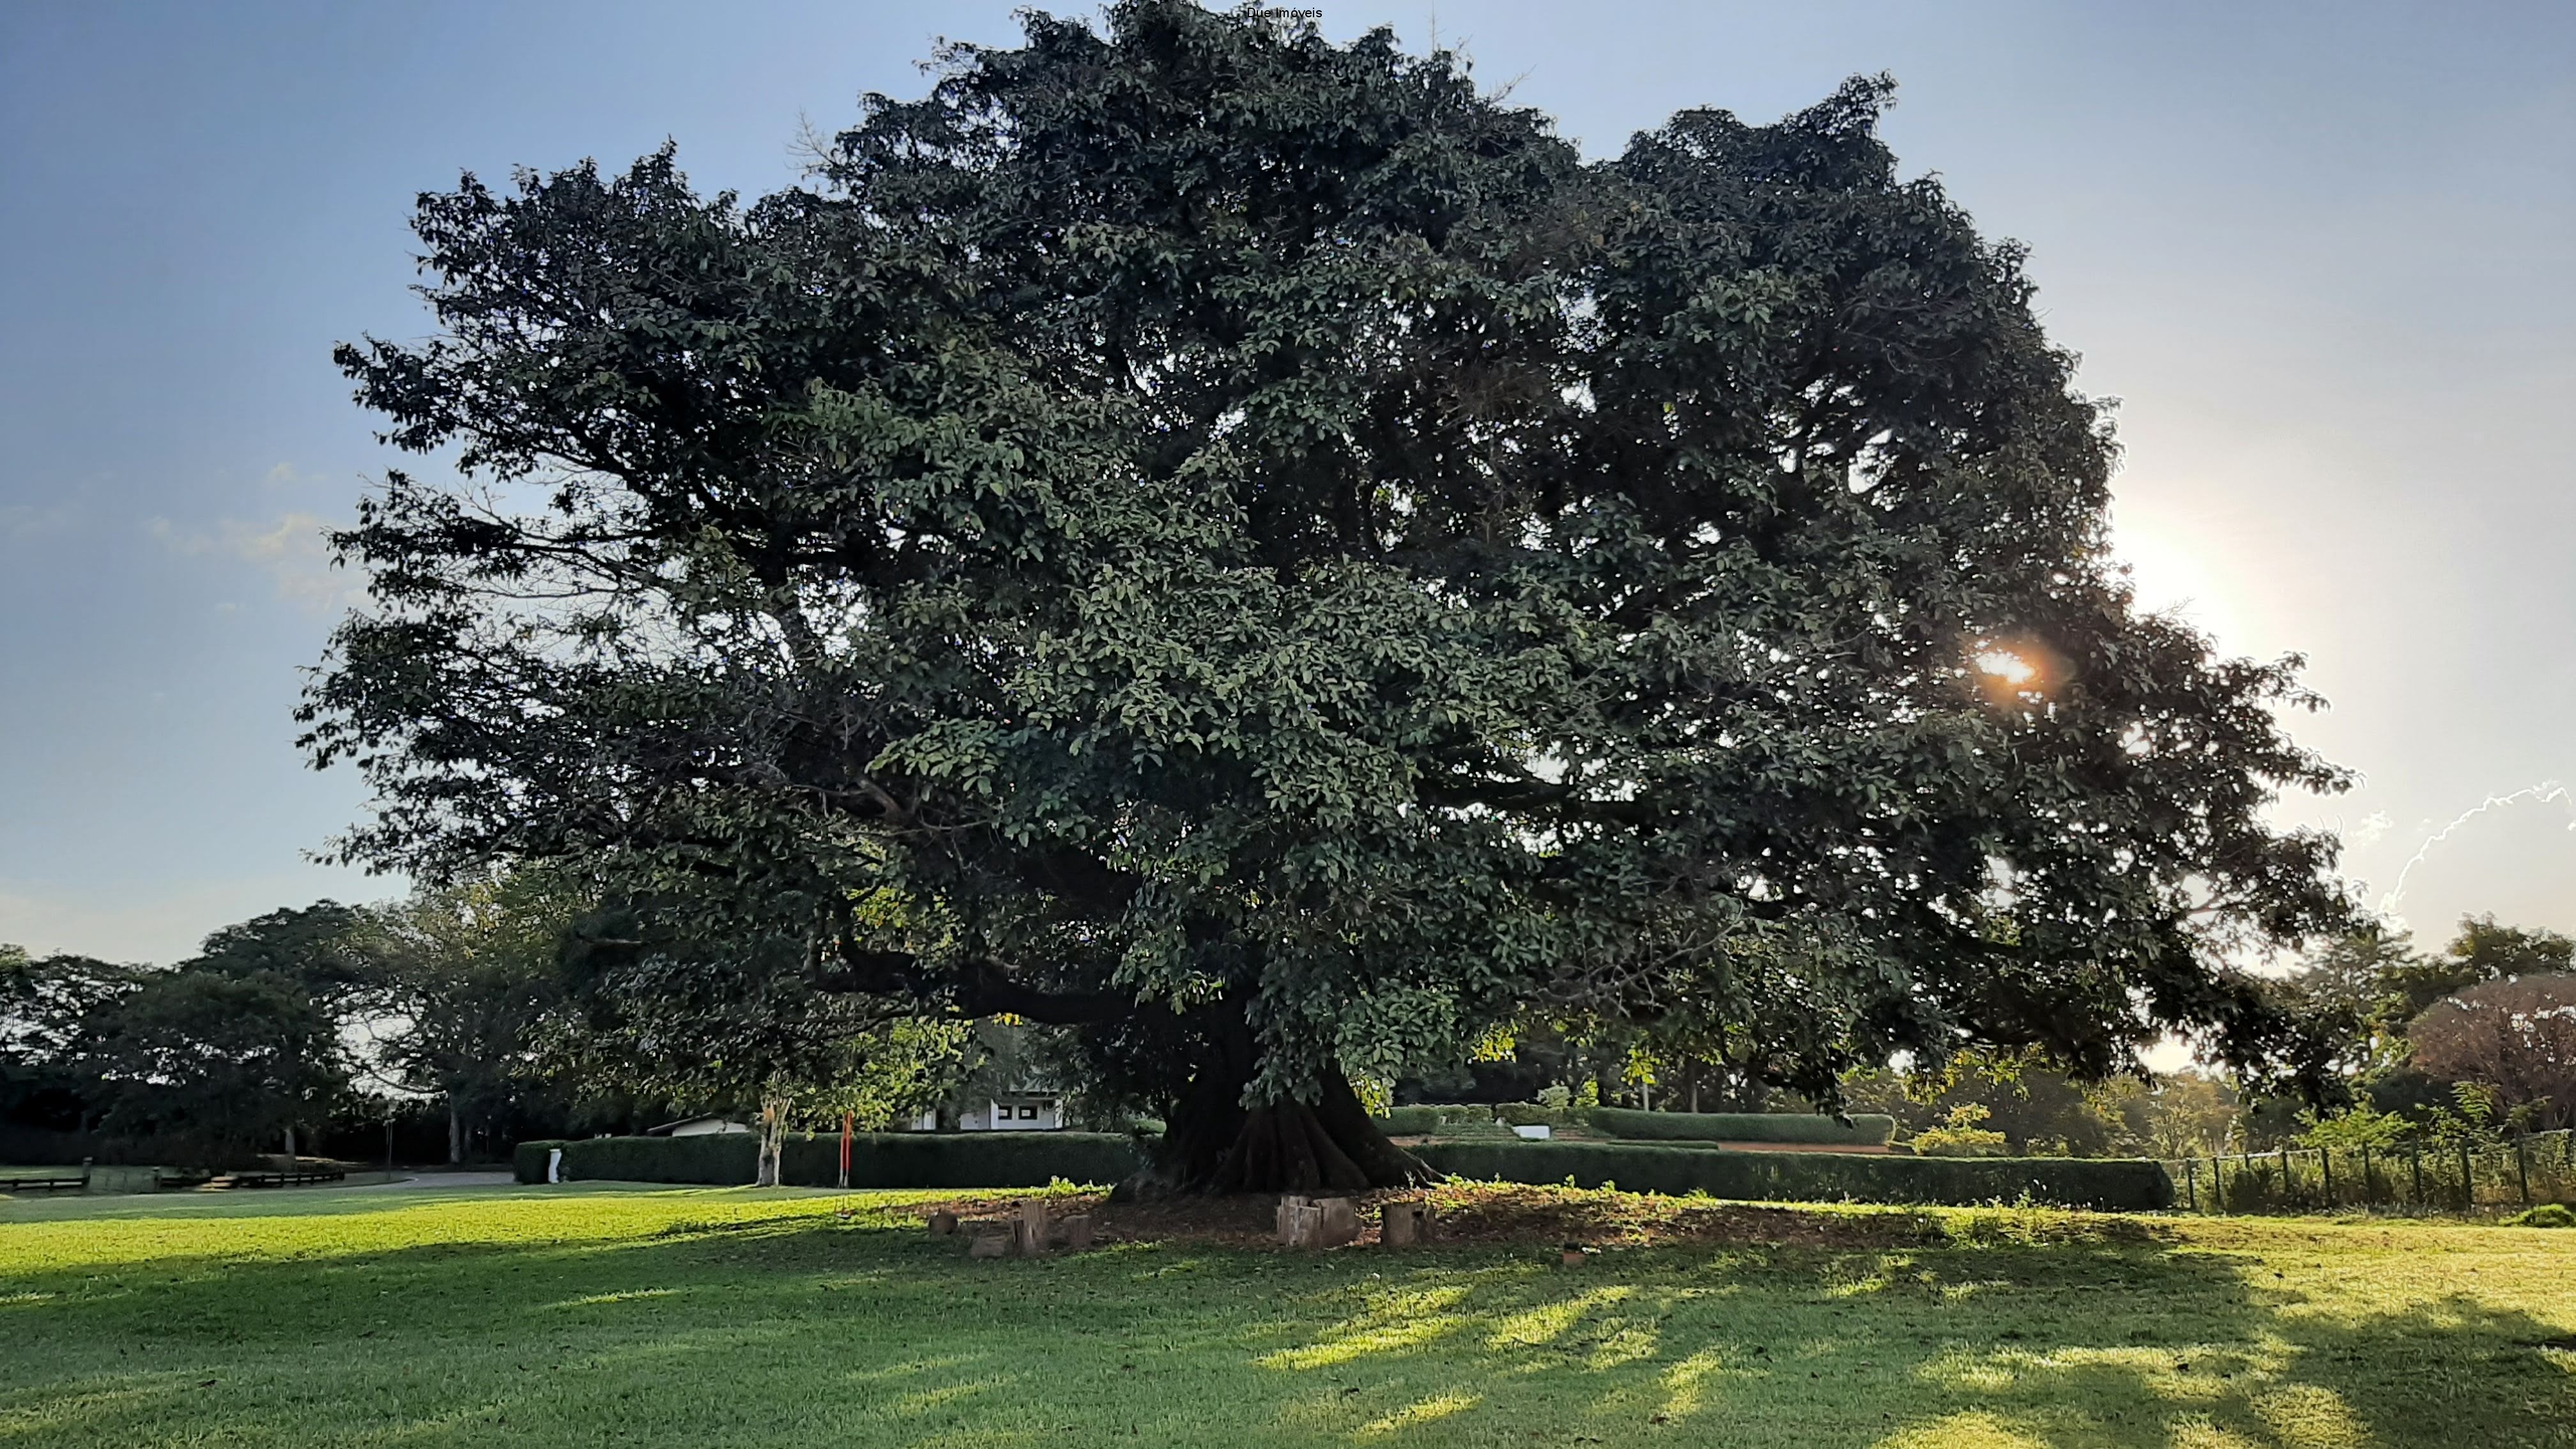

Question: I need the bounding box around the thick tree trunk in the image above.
[447,1101,463,1165]
[1210,1070,1426,1194]
[1125,1010,1428,1196]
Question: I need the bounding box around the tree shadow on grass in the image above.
[1857,1277,2576,1448]
[1215,1234,2576,1448]
[3,1208,2572,1447]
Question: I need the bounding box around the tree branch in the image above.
[817,939,1131,1026]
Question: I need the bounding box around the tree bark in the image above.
[1126,1015,1428,1196]
[755,1096,788,1188]
[1212,1070,1427,1194]
[447,1101,463,1165]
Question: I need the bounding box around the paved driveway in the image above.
[345,1170,517,1191]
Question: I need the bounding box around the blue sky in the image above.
[3,1,2570,965]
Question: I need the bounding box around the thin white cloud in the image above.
[263,461,331,488]
[1,498,80,541]
[148,511,362,610]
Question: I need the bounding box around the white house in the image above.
[908,1091,1065,1131]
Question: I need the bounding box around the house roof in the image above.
[641,1115,749,1137]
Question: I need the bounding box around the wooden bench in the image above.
[0,1164,92,1194]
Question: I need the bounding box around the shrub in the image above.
[1912,1104,2012,1158]
[532,1131,1150,1188]
[557,1133,758,1184]
[1586,1107,1897,1147]
[2509,1203,2575,1229]
[1414,1140,2173,1211]
[1381,1105,1444,1135]
[1382,1104,1499,1136]
[776,1131,1148,1188]
[512,1140,569,1184]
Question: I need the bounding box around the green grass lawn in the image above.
[4,1183,2572,1447]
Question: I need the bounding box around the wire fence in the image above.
[2161,1129,2576,1215]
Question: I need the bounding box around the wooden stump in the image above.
[1317,1197,1359,1246]
[1063,1214,1094,1252]
[967,1232,1010,1259]
[1276,1194,1359,1250]
[1015,1199,1050,1257]
[1381,1200,1430,1247]
[1278,1195,1323,1247]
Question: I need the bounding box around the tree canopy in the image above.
[2,907,365,1160]
[352,872,583,1160]
[2409,974,2576,1132]
[309,1,2350,1190]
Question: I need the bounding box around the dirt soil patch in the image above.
[905,1181,1965,1252]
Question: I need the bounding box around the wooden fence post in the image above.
[2185,1159,2198,1213]
[2515,1136,2531,1205]
[2459,1142,2475,1211]
[2320,1147,2333,1207]
[2410,1146,2423,1204]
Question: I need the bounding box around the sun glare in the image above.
[1974,648,2038,686]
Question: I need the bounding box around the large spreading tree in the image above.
[353,872,581,1162]
[309,1,2350,1192]
[26,907,366,1162]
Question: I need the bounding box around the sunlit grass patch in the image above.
[1355,1389,1479,1438]
[1483,1284,1631,1347]
[1,1184,2570,1446]
[1261,1284,1473,1369]
[541,1286,678,1310]
[1874,1409,2055,1448]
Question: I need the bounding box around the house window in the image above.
[1018,1105,1039,1120]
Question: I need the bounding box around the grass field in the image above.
[4,1183,2572,1447]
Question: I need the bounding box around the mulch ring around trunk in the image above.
[899,1181,2087,1252]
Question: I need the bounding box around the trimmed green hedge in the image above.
[515,1131,1149,1188]
[1586,1107,1897,1147]
[1382,1105,1498,1135]
[1416,1140,2172,1211]
[513,1140,568,1184]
